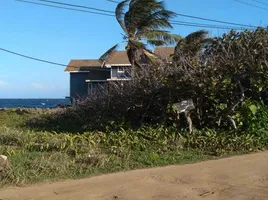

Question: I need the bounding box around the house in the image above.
[64,60,110,103]
[65,47,175,103]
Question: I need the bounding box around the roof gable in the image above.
[65,59,102,72]
[105,51,131,66]
[154,47,175,61]
[65,47,175,72]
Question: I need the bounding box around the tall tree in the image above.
[100,0,179,69]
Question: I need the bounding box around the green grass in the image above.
[1,149,211,186]
[0,110,32,128]
[0,109,265,187]
[0,110,211,186]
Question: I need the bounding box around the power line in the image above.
[0,47,67,67]
[17,0,258,28]
[107,0,258,28]
[0,47,110,71]
[106,0,120,3]
[19,0,258,29]
[172,14,257,28]
[14,1,254,31]
[37,0,114,13]
[170,21,252,30]
[234,0,268,11]
[252,0,268,6]
[16,0,115,17]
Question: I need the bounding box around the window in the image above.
[116,67,131,79]
[117,67,126,73]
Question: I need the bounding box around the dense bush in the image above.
[172,28,268,129]
[28,28,268,134]
[27,65,180,132]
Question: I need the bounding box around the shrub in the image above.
[184,129,263,155]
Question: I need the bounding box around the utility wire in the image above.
[0,47,110,71]
[170,21,251,30]
[234,0,268,11]
[18,0,258,28]
[37,0,114,13]
[251,0,268,6]
[16,0,115,17]
[172,14,257,28]
[0,47,67,67]
[106,0,120,3]
[106,0,258,28]
[170,20,246,28]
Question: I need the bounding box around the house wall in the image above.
[87,70,111,80]
[70,72,89,102]
[70,69,110,102]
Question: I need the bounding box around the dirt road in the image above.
[1,152,268,200]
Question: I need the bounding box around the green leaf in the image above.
[249,104,258,115]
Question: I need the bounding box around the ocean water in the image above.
[0,99,70,108]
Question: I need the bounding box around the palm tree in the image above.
[173,30,210,63]
[100,0,179,69]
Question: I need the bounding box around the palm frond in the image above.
[137,9,176,32]
[143,48,157,59]
[126,0,175,35]
[185,30,209,44]
[147,40,166,46]
[141,30,182,45]
[128,39,145,49]
[142,48,159,65]
[174,30,210,58]
[116,0,130,33]
[99,44,119,63]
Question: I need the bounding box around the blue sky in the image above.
[0,0,267,98]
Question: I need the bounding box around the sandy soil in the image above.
[1,152,268,200]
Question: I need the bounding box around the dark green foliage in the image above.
[172,28,268,129]
[240,103,268,146]
[27,67,179,132]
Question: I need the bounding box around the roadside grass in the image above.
[0,110,32,128]
[1,148,211,186]
[0,110,265,186]
[0,110,211,186]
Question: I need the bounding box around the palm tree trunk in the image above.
[127,48,137,78]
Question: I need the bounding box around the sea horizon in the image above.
[0,98,70,108]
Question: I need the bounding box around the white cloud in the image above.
[0,80,8,88]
